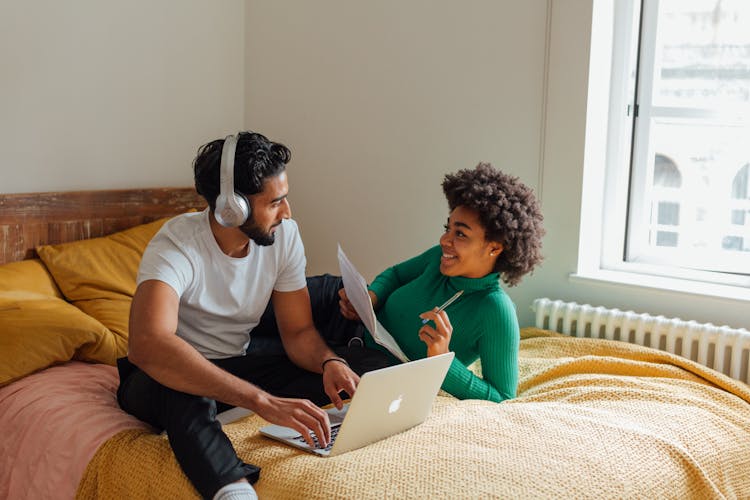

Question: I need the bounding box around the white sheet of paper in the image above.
[337,244,409,362]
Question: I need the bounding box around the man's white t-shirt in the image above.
[137,209,307,359]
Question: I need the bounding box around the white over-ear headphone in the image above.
[214,134,250,227]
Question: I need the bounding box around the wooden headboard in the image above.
[0,187,206,265]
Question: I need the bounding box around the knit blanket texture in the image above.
[77,328,750,499]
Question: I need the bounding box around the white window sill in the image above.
[570,269,750,303]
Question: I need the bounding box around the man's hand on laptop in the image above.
[322,358,360,410]
[253,393,331,448]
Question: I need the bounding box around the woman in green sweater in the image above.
[339,163,545,402]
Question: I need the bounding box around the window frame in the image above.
[575,0,750,301]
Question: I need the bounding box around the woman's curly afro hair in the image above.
[442,163,545,286]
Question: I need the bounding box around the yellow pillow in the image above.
[36,217,170,301]
[36,216,172,335]
[0,291,119,386]
[75,297,132,343]
[0,259,62,297]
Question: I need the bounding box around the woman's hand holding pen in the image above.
[338,288,378,321]
[418,308,453,357]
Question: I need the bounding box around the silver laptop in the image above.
[259,352,454,457]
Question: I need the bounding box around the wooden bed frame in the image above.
[0,187,206,265]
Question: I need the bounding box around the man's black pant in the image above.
[116,275,395,499]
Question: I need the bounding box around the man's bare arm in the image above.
[272,287,360,408]
[127,280,332,447]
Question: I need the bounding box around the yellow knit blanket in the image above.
[77,328,750,499]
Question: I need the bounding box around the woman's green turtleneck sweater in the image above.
[365,245,519,402]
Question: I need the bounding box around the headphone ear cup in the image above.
[234,191,251,220]
[216,191,249,227]
[215,134,250,227]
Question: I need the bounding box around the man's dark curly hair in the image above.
[193,131,291,210]
[442,162,545,286]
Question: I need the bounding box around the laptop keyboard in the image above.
[293,424,341,451]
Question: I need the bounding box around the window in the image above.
[579,0,750,297]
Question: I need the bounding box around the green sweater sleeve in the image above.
[368,248,434,305]
[441,297,519,402]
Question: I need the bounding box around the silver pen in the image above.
[421,290,464,324]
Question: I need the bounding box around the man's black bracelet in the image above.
[321,357,349,371]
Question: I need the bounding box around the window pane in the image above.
[731,209,746,225]
[657,201,680,225]
[653,0,750,110]
[732,164,749,198]
[654,154,682,187]
[722,235,743,250]
[656,231,678,247]
[627,0,750,276]
[644,120,747,253]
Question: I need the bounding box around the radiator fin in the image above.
[532,298,750,385]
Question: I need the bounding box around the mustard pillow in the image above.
[36,217,170,301]
[36,216,172,336]
[0,259,62,297]
[0,291,119,386]
[75,297,132,344]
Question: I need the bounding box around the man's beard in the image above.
[239,219,279,246]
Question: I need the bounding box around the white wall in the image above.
[246,0,748,330]
[245,0,550,325]
[0,0,245,193]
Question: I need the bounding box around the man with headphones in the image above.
[116,131,382,500]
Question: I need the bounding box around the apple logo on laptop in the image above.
[388,394,403,414]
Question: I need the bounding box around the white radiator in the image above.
[531,298,750,385]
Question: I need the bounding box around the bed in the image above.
[2,187,750,500]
